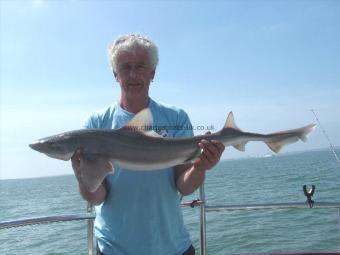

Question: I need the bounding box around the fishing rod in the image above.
[311,109,340,166]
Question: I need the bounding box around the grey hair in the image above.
[108,34,159,73]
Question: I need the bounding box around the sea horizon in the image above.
[1,146,338,181]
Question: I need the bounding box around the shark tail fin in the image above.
[299,124,316,142]
[265,123,316,153]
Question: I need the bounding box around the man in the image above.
[71,34,225,255]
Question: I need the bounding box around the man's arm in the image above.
[71,150,107,205]
[175,138,225,196]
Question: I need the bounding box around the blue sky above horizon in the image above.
[1,0,339,179]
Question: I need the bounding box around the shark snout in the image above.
[29,140,46,152]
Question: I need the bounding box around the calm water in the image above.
[1,149,340,254]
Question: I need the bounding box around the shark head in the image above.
[29,133,77,161]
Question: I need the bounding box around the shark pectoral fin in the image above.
[233,142,247,152]
[80,155,114,192]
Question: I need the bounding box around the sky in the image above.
[1,0,339,179]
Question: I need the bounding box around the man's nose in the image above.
[128,66,138,78]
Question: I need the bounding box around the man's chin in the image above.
[128,84,143,88]
[127,83,148,90]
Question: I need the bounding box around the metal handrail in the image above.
[0,215,95,230]
[205,201,340,212]
[3,201,339,230]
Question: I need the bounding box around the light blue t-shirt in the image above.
[83,98,194,255]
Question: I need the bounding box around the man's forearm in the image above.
[78,182,107,205]
[176,165,205,196]
[175,138,225,196]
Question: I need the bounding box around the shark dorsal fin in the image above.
[123,108,153,131]
[224,111,241,130]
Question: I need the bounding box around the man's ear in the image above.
[113,71,118,81]
[150,69,156,80]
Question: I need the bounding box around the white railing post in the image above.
[199,184,207,255]
[338,208,340,249]
[87,203,94,255]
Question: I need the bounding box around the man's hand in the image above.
[193,132,225,172]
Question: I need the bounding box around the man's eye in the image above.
[136,64,146,70]
[118,64,149,73]
[121,65,131,71]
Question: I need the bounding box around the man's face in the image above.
[114,49,155,98]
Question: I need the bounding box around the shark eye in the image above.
[48,142,58,148]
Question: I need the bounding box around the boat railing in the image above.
[197,184,340,255]
[0,202,96,255]
[1,184,340,255]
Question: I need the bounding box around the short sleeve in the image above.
[173,109,194,138]
[82,115,99,129]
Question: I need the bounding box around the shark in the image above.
[29,109,316,191]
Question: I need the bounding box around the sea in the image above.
[1,148,340,255]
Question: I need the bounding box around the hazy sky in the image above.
[1,0,339,179]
